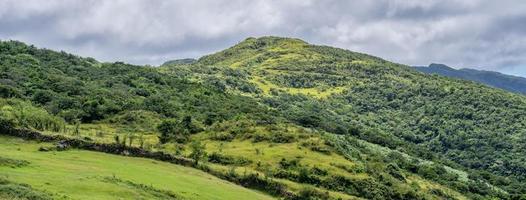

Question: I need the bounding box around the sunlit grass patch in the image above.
[0,135,274,200]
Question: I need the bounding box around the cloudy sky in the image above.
[1,0,525,76]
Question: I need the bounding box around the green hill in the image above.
[1,37,526,199]
[173,37,526,179]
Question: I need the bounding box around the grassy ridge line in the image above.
[0,127,299,199]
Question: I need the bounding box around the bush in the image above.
[208,152,252,166]
[279,158,301,169]
[157,117,203,143]
[301,139,331,155]
[417,164,447,181]
[0,85,21,98]
[189,140,207,165]
[386,163,406,181]
[270,132,296,143]
[293,186,329,200]
[0,98,65,132]
[250,132,271,143]
[0,156,30,168]
[0,178,52,200]
[310,166,328,176]
[209,132,235,141]
[108,110,161,132]
[298,167,321,184]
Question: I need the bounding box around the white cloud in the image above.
[0,0,525,76]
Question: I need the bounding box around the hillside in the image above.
[414,63,526,95]
[0,135,272,200]
[1,37,526,199]
[165,37,526,197]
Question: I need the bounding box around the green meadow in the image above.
[0,135,273,200]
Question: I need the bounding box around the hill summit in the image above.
[196,36,384,69]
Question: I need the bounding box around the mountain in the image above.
[162,58,197,66]
[1,37,526,199]
[414,63,526,95]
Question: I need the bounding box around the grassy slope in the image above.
[192,129,468,200]
[0,135,273,200]
[35,121,469,200]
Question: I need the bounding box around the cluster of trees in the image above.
[0,98,65,132]
[0,40,273,129]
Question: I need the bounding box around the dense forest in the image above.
[1,37,526,199]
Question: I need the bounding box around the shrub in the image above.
[189,140,207,165]
[386,163,406,181]
[157,116,203,143]
[300,139,331,155]
[0,178,52,200]
[270,132,296,143]
[208,152,252,166]
[0,156,30,168]
[310,166,328,176]
[298,167,321,184]
[251,132,271,143]
[279,158,301,169]
[0,98,65,132]
[209,132,234,141]
[293,186,329,200]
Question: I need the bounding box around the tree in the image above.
[157,118,187,143]
[189,140,206,165]
[157,117,202,143]
[0,85,20,98]
[32,90,54,105]
[73,119,81,137]
[138,134,145,148]
[128,134,136,147]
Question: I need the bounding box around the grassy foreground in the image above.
[0,135,273,200]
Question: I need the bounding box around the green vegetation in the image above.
[0,135,273,200]
[0,178,53,200]
[1,37,526,199]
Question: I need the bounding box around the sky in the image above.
[0,0,525,77]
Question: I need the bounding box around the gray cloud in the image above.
[0,0,525,76]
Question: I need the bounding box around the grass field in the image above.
[33,121,469,200]
[0,135,274,200]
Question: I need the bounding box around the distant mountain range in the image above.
[414,63,526,95]
[162,58,196,66]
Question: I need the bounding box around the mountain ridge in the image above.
[414,63,526,95]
